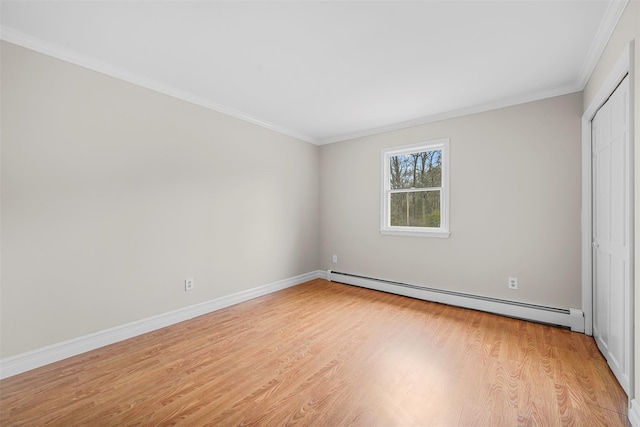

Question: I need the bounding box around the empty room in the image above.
[1,1,640,425]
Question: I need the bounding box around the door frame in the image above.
[581,41,635,401]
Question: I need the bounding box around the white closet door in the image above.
[592,75,631,395]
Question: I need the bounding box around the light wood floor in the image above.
[0,279,629,426]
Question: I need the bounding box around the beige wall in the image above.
[0,41,320,358]
[583,0,640,403]
[320,93,583,309]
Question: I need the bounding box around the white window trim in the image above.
[380,138,450,238]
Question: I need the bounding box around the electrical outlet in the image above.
[332,254,338,263]
[508,277,518,290]
[185,278,194,291]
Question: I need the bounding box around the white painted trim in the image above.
[319,87,582,145]
[630,399,640,427]
[327,271,584,332]
[628,40,638,406]
[581,44,632,337]
[629,39,636,406]
[0,270,325,380]
[581,41,634,402]
[577,0,630,89]
[581,117,594,337]
[0,27,318,145]
[379,229,450,238]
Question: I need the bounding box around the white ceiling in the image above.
[0,1,627,144]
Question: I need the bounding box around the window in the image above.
[381,138,450,237]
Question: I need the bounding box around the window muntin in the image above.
[381,139,450,237]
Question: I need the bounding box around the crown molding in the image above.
[2,0,627,148]
[577,0,629,89]
[317,85,582,145]
[0,26,318,145]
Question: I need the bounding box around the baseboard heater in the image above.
[327,270,584,333]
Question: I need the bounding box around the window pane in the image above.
[389,150,442,190]
[390,191,441,227]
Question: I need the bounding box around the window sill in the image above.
[380,229,451,238]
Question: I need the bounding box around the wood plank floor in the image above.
[0,279,629,426]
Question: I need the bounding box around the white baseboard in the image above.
[327,270,584,333]
[0,270,326,380]
[630,399,640,427]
